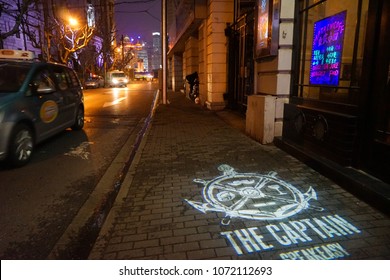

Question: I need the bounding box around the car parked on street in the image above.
[0,49,84,167]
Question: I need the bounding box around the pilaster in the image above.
[254,0,294,138]
[205,0,234,110]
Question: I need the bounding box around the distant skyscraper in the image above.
[151,32,162,70]
[137,49,149,72]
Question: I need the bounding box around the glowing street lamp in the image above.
[68,17,78,28]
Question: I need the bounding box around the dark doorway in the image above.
[359,0,390,182]
[226,10,254,114]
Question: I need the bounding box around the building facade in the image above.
[167,0,389,183]
[282,0,389,184]
[0,0,42,55]
[167,0,232,110]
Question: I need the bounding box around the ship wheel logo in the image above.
[185,165,324,225]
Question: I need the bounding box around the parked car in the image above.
[0,49,84,167]
[85,76,104,89]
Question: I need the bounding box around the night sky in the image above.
[114,0,161,44]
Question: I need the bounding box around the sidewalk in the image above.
[89,91,390,260]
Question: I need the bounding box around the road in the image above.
[0,81,158,259]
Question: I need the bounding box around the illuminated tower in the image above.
[151,32,162,70]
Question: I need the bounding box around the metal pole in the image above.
[121,34,124,70]
[162,0,167,104]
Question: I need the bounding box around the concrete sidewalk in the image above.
[89,91,390,260]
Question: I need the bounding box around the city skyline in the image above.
[114,0,161,44]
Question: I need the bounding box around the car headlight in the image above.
[124,78,128,83]
[112,78,118,84]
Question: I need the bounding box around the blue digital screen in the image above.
[310,11,347,86]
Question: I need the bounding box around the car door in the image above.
[28,67,67,141]
[51,65,78,127]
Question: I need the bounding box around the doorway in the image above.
[226,10,254,113]
[359,0,390,182]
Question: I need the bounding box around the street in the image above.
[0,81,158,259]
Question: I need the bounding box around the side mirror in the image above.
[29,81,55,95]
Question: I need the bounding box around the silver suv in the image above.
[0,50,84,167]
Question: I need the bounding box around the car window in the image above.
[52,67,69,90]
[32,68,56,92]
[67,69,81,87]
[0,63,31,93]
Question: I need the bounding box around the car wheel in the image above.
[72,106,84,130]
[8,124,34,167]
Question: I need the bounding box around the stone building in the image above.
[166,0,389,184]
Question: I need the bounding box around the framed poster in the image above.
[255,0,280,59]
[309,11,347,86]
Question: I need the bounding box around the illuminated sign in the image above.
[185,165,361,259]
[221,214,360,257]
[257,0,270,50]
[185,164,323,225]
[255,0,280,58]
[309,11,347,86]
[0,49,34,60]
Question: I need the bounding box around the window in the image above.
[113,73,126,78]
[33,69,56,92]
[295,0,369,105]
[0,64,30,93]
[53,67,69,90]
[66,69,81,88]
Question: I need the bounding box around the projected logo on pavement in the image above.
[185,165,361,259]
[185,164,323,225]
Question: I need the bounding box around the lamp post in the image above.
[121,35,124,66]
[162,0,167,104]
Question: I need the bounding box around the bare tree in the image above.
[0,0,37,49]
[54,17,94,64]
[40,1,95,64]
[113,48,135,71]
[77,42,103,85]
[1,0,96,65]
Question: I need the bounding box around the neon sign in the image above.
[309,11,347,86]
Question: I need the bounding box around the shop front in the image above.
[281,0,389,183]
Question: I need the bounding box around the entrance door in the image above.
[226,11,254,113]
[360,0,390,182]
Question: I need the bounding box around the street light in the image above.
[162,0,167,104]
[68,17,78,28]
